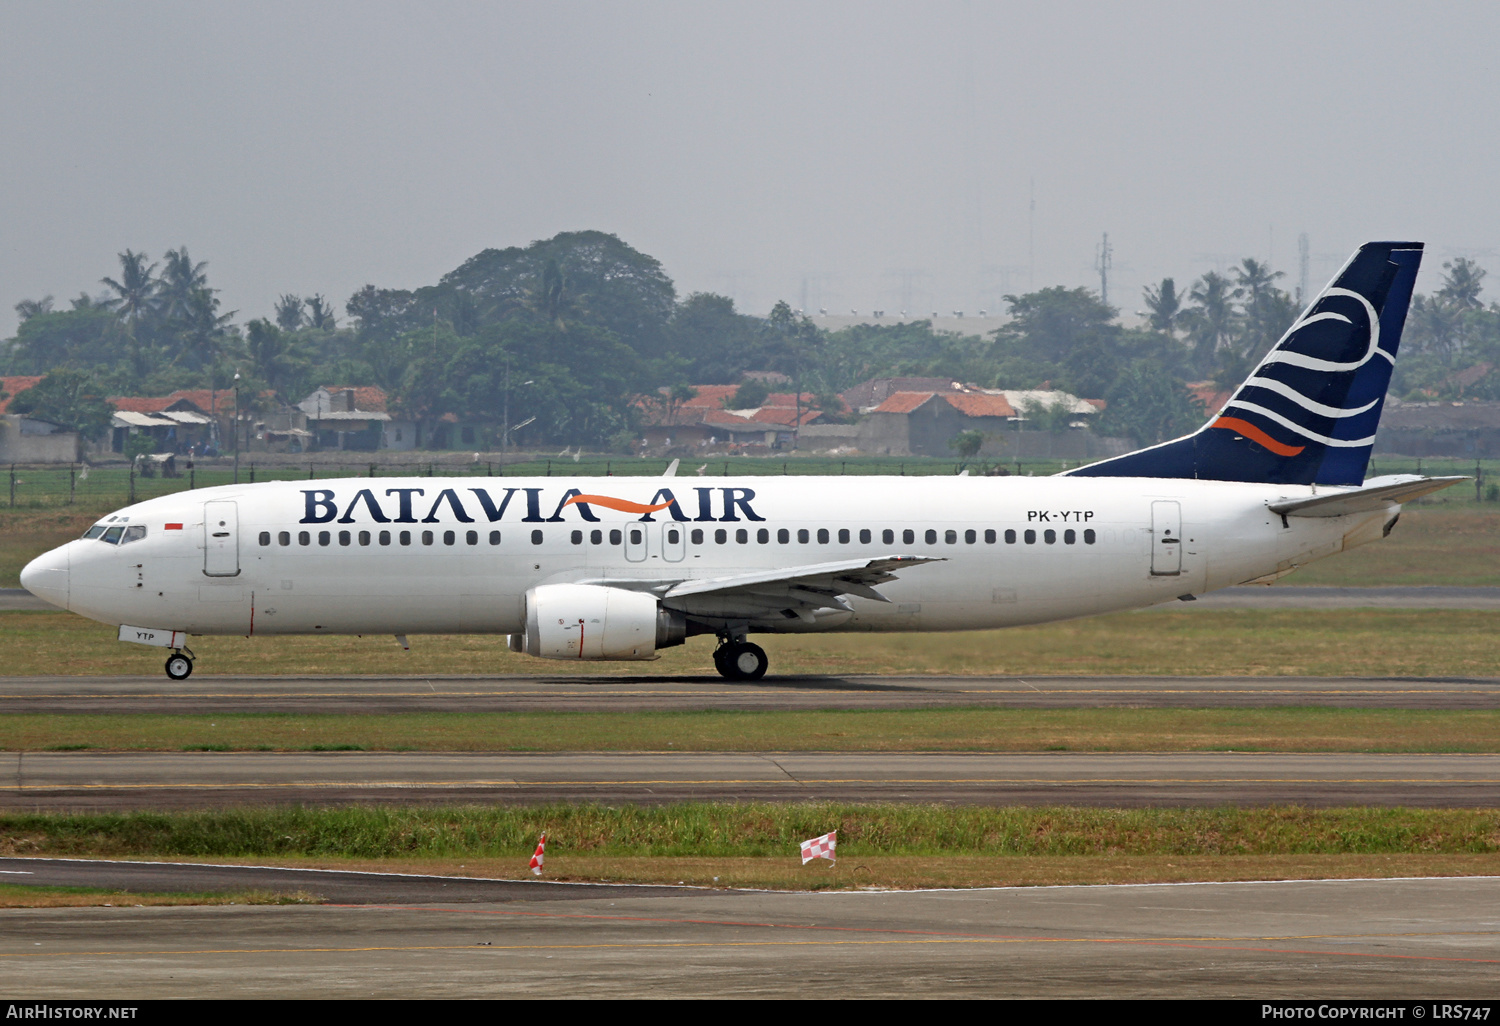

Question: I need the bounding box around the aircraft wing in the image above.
[1268,475,1467,518]
[659,555,944,621]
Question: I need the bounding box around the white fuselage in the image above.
[24,475,1396,640]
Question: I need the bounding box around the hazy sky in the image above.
[3,0,1498,337]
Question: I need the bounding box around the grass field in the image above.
[6,708,1500,753]
[3,607,1496,678]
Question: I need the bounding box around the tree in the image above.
[7,370,114,438]
[275,294,306,331]
[729,378,770,409]
[244,319,306,398]
[1141,278,1183,338]
[1438,257,1486,310]
[14,296,53,322]
[949,429,984,459]
[158,247,209,326]
[100,250,160,330]
[1099,360,1206,445]
[1181,271,1239,378]
[994,287,1121,397]
[305,294,337,331]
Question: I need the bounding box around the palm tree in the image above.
[1181,271,1239,377]
[305,294,337,331]
[13,296,53,322]
[275,294,305,332]
[158,247,209,325]
[1141,278,1182,338]
[100,250,160,329]
[1438,258,1486,310]
[175,288,236,369]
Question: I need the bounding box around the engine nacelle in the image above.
[515,583,685,661]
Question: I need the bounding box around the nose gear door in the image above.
[203,500,241,577]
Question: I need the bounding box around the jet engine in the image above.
[512,583,686,660]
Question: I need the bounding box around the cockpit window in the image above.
[83,526,106,539]
[101,526,124,545]
[120,525,147,545]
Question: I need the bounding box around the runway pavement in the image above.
[4,751,1498,809]
[4,671,1499,712]
[0,869,1495,997]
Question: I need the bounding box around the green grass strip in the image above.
[4,805,1499,859]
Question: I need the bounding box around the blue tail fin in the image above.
[1069,241,1423,486]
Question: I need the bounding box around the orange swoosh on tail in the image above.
[1212,416,1306,457]
[563,494,675,514]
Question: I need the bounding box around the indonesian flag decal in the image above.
[800,830,837,865]
[529,833,546,876]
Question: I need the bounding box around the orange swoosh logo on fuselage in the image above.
[563,494,675,514]
[1211,416,1306,457]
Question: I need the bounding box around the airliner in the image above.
[21,241,1461,681]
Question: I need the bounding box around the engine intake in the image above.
[515,583,685,661]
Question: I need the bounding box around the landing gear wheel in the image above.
[165,652,193,681]
[714,641,768,682]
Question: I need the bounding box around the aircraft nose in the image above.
[20,545,69,610]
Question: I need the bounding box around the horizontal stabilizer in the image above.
[1268,475,1466,518]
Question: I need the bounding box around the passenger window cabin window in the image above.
[1005,529,1017,544]
[466,530,478,545]
[379,530,391,546]
[359,530,371,546]
[629,528,643,545]
[714,528,727,544]
[1064,529,1076,544]
[609,529,623,545]
[278,531,291,546]
[777,528,789,544]
[258,531,270,546]
[859,529,871,544]
[531,530,543,545]
[667,528,680,544]
[571,530,584,545]
[838,529,850,544]
[421,530,433,545]
[925,529,937,544]
[757,528,769,544]
[736,528,748,544]
[985,529,997,543]
[442,530,454,546]
[1044,529,1056,544]
[591,529,603,545]
[1024,529,1035,544]
[319,531,331,546]
[902,529,915,545]
[797,529,810,543]
[489,530,501,545]
[965,529,976,544]
[1084,529,1096,544]
[299,531,310,546]
[816,528,829,544]
[690,529,703,544]
[944,530,957,544]
[882,529,894,545]
[339,531,352,546]
[400,530,411,546]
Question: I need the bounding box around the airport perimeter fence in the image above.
[2,453,1496,512]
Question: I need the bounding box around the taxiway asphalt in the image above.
[3,672,1498,713]
[0,868,1494,997]
[4,751,1498,809]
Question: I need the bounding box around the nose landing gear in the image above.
[165,649,194,681]
[713,639,768,681]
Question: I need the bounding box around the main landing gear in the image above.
[164,649,194,681]
[713,639,768,681]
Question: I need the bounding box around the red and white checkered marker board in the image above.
[529,833,546,876]
[800,830,837,864]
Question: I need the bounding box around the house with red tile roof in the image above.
[637,384,826,449]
